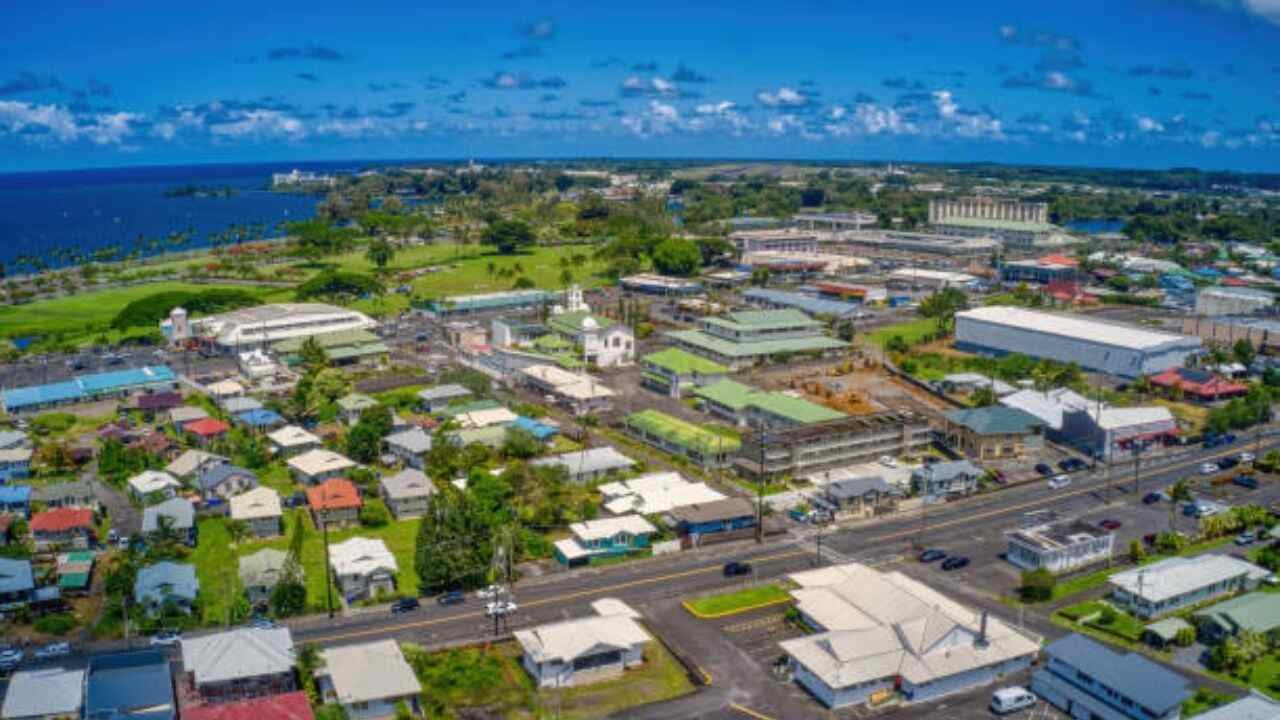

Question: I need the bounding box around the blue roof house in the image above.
[1031,633,1191,720]
[133,562,198,615]
[510,416,558,441]
[197,464,258,500]
[0,447,32,483]
[0,485,33,518]
[86,650,176,720]
[0,557,35,609]
[234,408,285,429]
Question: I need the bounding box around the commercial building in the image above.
[666,309,848,371]
[273,329,388,368]
[838,229,1000,259]
[728,228,819,255]
[911,460,984,497]
[421,289,556,317]
[599,471,726,515]
[316,641,421,720]
[741,288,866,321]
[1,365,177,414]
[1149,366,1248,402]
[941,406,1045,460]
[741,250,870,277]
[735,412,931,481]
[693,380,846,430]
[1,668,85,720]
[1110,554,1270,619]
[639,348,729,398]
[1196,286,1276,317]
[999,388,1179,459]
[553,515,657,566]
[180,627,296,703]
[886,268,981,290]
[954,306,1203,377]
[329,537,397,602]
[86,651,176,720]
[1005,521,1115,574]
[794,211,878,231]
[518,364,616,413]
[169,303,377,350]
[618,273,703,296]
[780,563,1039,708]
[514,599,651,688]
[1000,255,1080,285]
[1032,634,1191,720]
[668,497,758,543]
[531,446,636,483]
[930,197,1075,249]
[625,410,741,467]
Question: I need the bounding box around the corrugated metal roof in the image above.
[1043,633,1190,715]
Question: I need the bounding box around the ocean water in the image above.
[0,161,375,269]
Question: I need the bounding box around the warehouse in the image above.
[954,306,1202,378]
[2,366,177,414]
[741,288,866,321]
[886,268,981,290]
[168,303,377,350]
[1195,286,1276,317]
[421,289,557,317]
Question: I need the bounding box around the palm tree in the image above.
[1168,479,1193,532]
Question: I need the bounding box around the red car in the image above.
[1098,519,1123,531]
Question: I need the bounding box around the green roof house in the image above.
[641,348,729,398]
[666,308,847,371]
[1194,592,1280,644]
[941,406,1045,460]
[336,393,380,426]
[625,409,740,467]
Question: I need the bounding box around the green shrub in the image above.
[1019,567,1056,602]
[34,613,77,636]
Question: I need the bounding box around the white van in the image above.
[990,687,1036,715]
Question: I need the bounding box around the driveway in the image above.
[89,465,140,535]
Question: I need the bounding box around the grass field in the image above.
[865,317,938,349]
[684,584,791,617]
[191,517,244,625]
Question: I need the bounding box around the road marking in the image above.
[729,703,779,720]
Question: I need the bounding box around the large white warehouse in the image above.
[163,303,378,350]
[954,306,1201,378]
[1195,286,1275,317]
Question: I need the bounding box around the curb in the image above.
[729,703,778,720]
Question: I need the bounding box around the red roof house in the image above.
[185,418,231,442]
[1149,367,1249,401]
[182,692,315,720]
[1037,253,1079,268]
[307,478,362,528]
[29,507,95,550]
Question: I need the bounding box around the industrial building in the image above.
[741,288,866,320]
[421,289,557,317]
[1005,520,1115,574]
[954,306,1202,377]
[2,366,177,414]
[727,228,819,255]
[164,303,377,350]
[734,411,931,481]
[1195,286,1276,316]
[665,309,848,371]
[929,197,1076,250]
[837,229,1000,259]
[886,268,981,290]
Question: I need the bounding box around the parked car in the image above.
[1048,475,1071,490]
[1200,462,1220,475]
[390,598,421,615]
[1034,463,1053,476]
[1234,475,1260,490]
[0,647,23,670]
[149,630,181,647]
[918,549,947,563]
[990,687,1036,715]
[475,584,506,600]
[1224,433,1238,444]
[723,561,753,577]
[485,600,517,617]
[1058,458,1086,472]
[1218,457,1239,470]
[1098,519,1123,531]
[1240,452,1256,463]
[33,642,71,660]
[1142,492,1163,505]
[878,455,898,468]
[1143,533,1158,546]
[248,617,276,630]
[1236,532,1257,546]
[941,556,970,571]
[437,590,466,606]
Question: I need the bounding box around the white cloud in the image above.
[82,112,141,145]
[756,86,807,107]
[209,110,305,139]
[695,100,735,115]
[1244,0,1280,26]
[1135,115,1164,133]
[932,90,958,119]
[999,24,1018,39]
[0,101,138,145]
[1201,130,1222,147]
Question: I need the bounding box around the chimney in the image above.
[976,611,990,648]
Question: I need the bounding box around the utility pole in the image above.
[755,429,767,544]
[322,517,334,619]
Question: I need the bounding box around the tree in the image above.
[502,428,542,460]
[1019,567,1056,602]
[299,337,329,372]
[1234,338,1257,368]
[481,219,536,254]
[970,386,997,407]
[414,490,503,594]
[918,287,969,333]
[1168,479,1192,531]
[346,405,392,464]
[650,237,702,277]
[1128,538,1146,564]
[311,369,351,405]
[365,238,396,273]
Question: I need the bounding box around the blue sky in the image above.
[3,0,1280,172]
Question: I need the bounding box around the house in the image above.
[0,448,32,483]
[518,365,616,414]
[1190,690,1280,720]
[329,537,396,602]
[307,478,362,529]
[514,599,651,687]
[167,449,227,482]
[186,418,231,445]
[0,431,28,451]
[288,449,356,484]
[0,558,34,608]
[236,408,286,430]
[1110,554,1270,619]
[640,348,731,399]
[379,469,434,520]
[336,393,379,425]
[142,497,197,545]
[131,431,179,460]
[267,425,322,457]
[221,396,263,416]
[508,416,557,441]
[911,460,984,497]
[823,476,902,518]
[240,548,288,608]
[1031,634,1190,720]
[416,384,473,413]
[181,692,314,720]
[199,464,258,500]
[181,627,297,702]
[1193,592,1280,644]
[170,405,211,430]
[1,667,86,720]
[85,650,176,720]
[667,497,758,544]
[780,563,1039,708]
[316,640,421,720]
[531,446,636,483]
[0,486,32,518]
[1005,520,1115,574]
[940,406,1045,460]
[1149,366,1249,402]
[553,515,657,567]
[383,427,431,469]
[57,550,94,596]
[35,479,97,511]
[29,507,95,551]
[206,379,245,400]
[600,472,726,515]
[128,470,182,502]
[134,561,199,614]
[230,487,283,538]
[135,390,185,414]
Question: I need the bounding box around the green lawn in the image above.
[684,584,791,617]
[865,317,938,349]
[1046,536,1233,603]
[1058,599,1107,622]
[191,517,243,625]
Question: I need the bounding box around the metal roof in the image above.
[742,288,865,319]
[957,306,1200,352]
[2,366,175,411]
[943,406,1044,435]
[86,650,175,720]
[1043,633,1191,715]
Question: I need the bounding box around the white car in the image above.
[149,630,182,647]
[0,648,23,669]
[1240,452,1256,463]
[33,641,71,660]
[1200,462,1219,475]
[485,600,517,617]
[1048,475,1071,490]
[878,456,898,468]
[475,584,506,600]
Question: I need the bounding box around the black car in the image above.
[1142,492,1163,505]
[390,598,421,614]
[724,561,753,577]
[1034,464,1053,476]
[941,556,970,571]
[437,590,465,606]
[1219,457,1240,470]
[1234,475,1260,490]
[918,549,947,563]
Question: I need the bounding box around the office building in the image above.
[735,411,931,481]
[1005,520,1115,574]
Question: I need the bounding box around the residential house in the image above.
[134,561,199,614]
[235,408,285,430]
[531,446,636,483]
[128,470,182,502]
[57,550,94,596]
[288,449,356,484]
[186,418,231,445]
[230,487,283,538]
[911,460,984,497]
[142,497,197,546]
[240,548,288,609]
[514,599,651,687]
[170,405,211,430]
[135,391,185,416]
[1193,592,1280,644]
[328,537,396,602]
[0,558,34,609]
[640,348,729,398]
[131,430,179,460]
[0,448,32,483]
[29,507,95,551]
[316,640,421,720]
[307,478,362,529]
[1006,521,1115,574]
[35,479,97,511]
[198,464,258,500]
[0,431,28,451]
[181,692,314,720]
[553,515,657,567]
[601,472,726,515]
[1110,554,1270,619]
[1190,690,1280,720]
[166,449,227,482]
[221,396,263,416]
[383,427,431,470]
[0,486,31,518]
[667,497,758,545]
[336,393,379,425]
[379,469,434,520]
[206,379,245,401]
[267,425,322,457]
[940,406,1045,460]
[181,627,296,703]
[823,476,902,518]
[780,563,1040,708]
[1,668,86,720]
[416,384,473,413]
[1031,634,1190,720]
[85,650,176,720]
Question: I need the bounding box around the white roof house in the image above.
[181,627,295,686]
[779,563,1040,706]
[190,303,378,348]
[514,600,652,687]
[166,449,225,478]
[205,379,245,399]
[454,407,519,429]
[532,446,636,480]
[1,668,86,720]
[288,449,356,479]
[999,388,1094,431]
[318,640,421,707]
[267,425,322,451]
[329,537,397,578]
[599,471,726,515]
[384,426,432,454]
[519,364,616,401]
[229,487,283,522]
[128,470,181,497]
[1110,555,1270,613]
[169,406,210,425]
